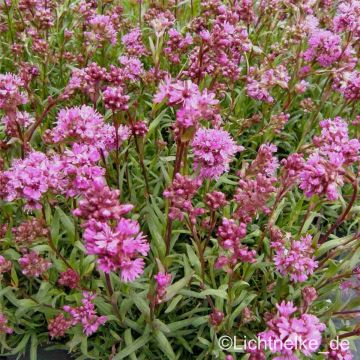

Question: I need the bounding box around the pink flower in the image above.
[73,177,133,222]
[333,0,360,37]
[122,28,147,56]
[154,272,172,303]
[246,65,290,103]
[248,144,279,177]
[337,70,360,102]
[216,218,256,268]
[154,78,200,106]
[85,15,117,45]
[234,174,276,223]
[0,313,13,335]
[271,233,318,283]
[0,256,11,275]
[1,111,34,137]
[48,313,72,338]
[191,128,241,179]
[66,63,107,103]
[4,151,60,209]
[299,152,344,200]
[103,86,130,112]
[314,117,360,164]
[327,345,354,360]
[132,121,148,137]
[12,218,48,245]
[259,301,325,358]
[303,30,342,67]
[0,73,28,112]
[83,219,149,282]
[49,105,130,151]
[58,269,80,289]
[279,153,305,192]
[204,191,227,210]
[163,174,204,224]
[164,28,192,63]
[302,287,318,309]
[56,144,105,197]
[63,292,106,336]
[19,251,51,277]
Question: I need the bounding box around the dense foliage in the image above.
[0,0,359,359]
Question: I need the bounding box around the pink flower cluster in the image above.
[12,218,48,245]
[163,174,204,224]
[154,272,172,304]
[336,70,360,102]
[300,117,359,200]
[258,301,325,359]
[246,65,290,103]
[103,86,130,112]
[18,251,51,277]
[83,218,149,281]
[49,105,130,151]
[73,177,133,222]
[0,255,12,275]
[3,151,59,210]
[216,218,256,269]
[56,144,105,197]
[122,28,147,56]
[333,0,360,37]
[48,313,71,338]
[303,30,342,67]
[184,12,251,81]
[72,175,148,282]
[154,78,220,134]
[0,73,27,112]
[63,292,107,336]
[271,230,318,283]
[191,128,241,179]
[204,191,227,211]
[234,145,278,223]
[58,269,80,289]
[1,111,34,137]
[0,313,13,335]
[84,15,117,46]
[299,152,344,200]
[164,28,192,64]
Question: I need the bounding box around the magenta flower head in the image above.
[48,313,72,338]
[259,301,325,358]
[272,233,318,283]
[4,151,60,210]
[63,292,106,336]
[0,73,28,112]
[0,313,13,335]
[191,128,242,179]
[299,152,344,201]
[83,218,149,282]
[154,271,172,303]
[58,269,80,289]
[103,86,130,112]
[18,251,51,277]
[73,177,133,222]
[303,30,342,67]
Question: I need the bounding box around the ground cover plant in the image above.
[0,0,359,359]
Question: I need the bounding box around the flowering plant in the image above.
[0,0,359,359]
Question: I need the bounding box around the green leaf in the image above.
[56,207,75,242]
[165,273,193,301]
[113,330,151,360]
[154,331,176,360]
